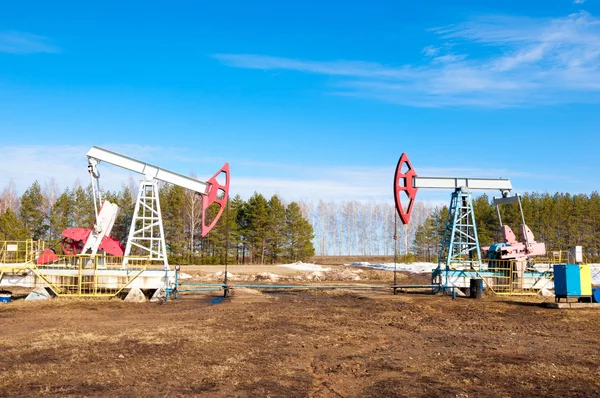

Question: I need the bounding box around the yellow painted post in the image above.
[94,256,98,295]
[78,257,82,296]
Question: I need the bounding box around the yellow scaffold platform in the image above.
[0,240,148,297]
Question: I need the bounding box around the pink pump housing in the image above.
[490,224,546,259]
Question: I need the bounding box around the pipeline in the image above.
[174,268,454,298]
[179,283,390,290]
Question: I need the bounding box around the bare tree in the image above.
[304,199,434,256]
[317,200,329,255]
[0,180,19,214]
[42,178,59,216]
[125,175,138,204]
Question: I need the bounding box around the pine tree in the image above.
[246,192,269,264]
[412,208,443,262]
[234,195,250,264]
[200,198,227,264]
[267,195,286,264]
[285,201,315,262]
[72,184,96,228]
[472,194,498,246]
[19,181,48,240]
[226,194,244,264]
[49,189,75,251]
[103,187,135,245]
[0,209,29,240]
[160,184,186,263]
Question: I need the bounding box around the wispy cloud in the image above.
[0,145,564,204]
[214,11,600,107]
[574,0,586,4]
[0,31,59,54]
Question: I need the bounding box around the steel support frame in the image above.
[435,188,482,290]
[123,180,169,270]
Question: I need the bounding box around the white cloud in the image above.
[0,31,59,54]
[0,145,134,195]
[574,0,586,4]
[214,11,600,107]
[421,45,440,56]
[214,53,418,80]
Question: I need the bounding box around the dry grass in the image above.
[1,283,600,397]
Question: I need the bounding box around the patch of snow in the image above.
[347,262,436,274]
[278,262,330,272]
[327,268,362,281]
[209,271,244,281]
[178,272,192,280]
[305,271,324,281]
[254,272,281,282]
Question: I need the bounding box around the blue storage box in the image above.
[554,264,581,297]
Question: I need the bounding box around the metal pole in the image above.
[88,172,99,223]
[393,211,398,295]
[223,198,229,297]
[175,265,179,299]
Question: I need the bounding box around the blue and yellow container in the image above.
[553,264,592,302]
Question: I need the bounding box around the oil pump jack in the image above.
[483,194,546,260]
[393,153,545,291]
[38,146,230,270]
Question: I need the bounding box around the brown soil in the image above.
[1,272,600,397]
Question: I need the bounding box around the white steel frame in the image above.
[123,180,168,269]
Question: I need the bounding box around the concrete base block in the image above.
[150,287,166,303]
[25,287,55,301]
[542,302,600,309]
[124,287,147,303]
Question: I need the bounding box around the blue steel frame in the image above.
[435,188,482,291]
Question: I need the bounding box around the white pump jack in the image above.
[86,146,230,270]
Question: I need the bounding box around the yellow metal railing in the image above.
[0,240,150,297]
[0,240,44,264]
[539,250,591,265]
[29,254,148,297]
[475,259,554,295]
[0,240,149,297]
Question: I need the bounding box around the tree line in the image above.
[3,179,599,263]
[413,192,600,262]
[0,180,315,265]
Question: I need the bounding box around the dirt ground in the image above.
[1,268,600,397]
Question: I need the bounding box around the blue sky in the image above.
[1,0,599,204]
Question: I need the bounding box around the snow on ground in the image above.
[348,262,437,274]
[197,264,360,282]
[277,262,330,272]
